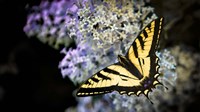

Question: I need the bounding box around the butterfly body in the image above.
[76,18,164,99]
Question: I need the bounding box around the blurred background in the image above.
[0,0,200,112]
[0,0,77,111]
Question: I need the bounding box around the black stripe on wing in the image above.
[132,42,138,57]
[148,18,163,55]
[126,18,163,58]
[137,36,144,50]
[96,72,111,80]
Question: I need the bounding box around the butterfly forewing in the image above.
[127,18,163,58]
[77,63,142,96]
[126,18,163,78]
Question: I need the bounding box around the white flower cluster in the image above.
[66,0,157,49]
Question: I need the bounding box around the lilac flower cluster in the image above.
[66,0,157,49]
[24,0,77,49]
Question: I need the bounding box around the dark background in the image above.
[0,0,76,112]
[0,0,200,112]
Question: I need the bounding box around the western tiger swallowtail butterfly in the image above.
[76,18,164,102]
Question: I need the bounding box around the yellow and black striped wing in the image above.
[126,18,163,77]
[76,63,143,96]
[127,18,163,59]
[123,18,164,96]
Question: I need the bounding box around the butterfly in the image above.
[76,18,164,101]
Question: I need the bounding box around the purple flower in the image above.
[24,0,78,49]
